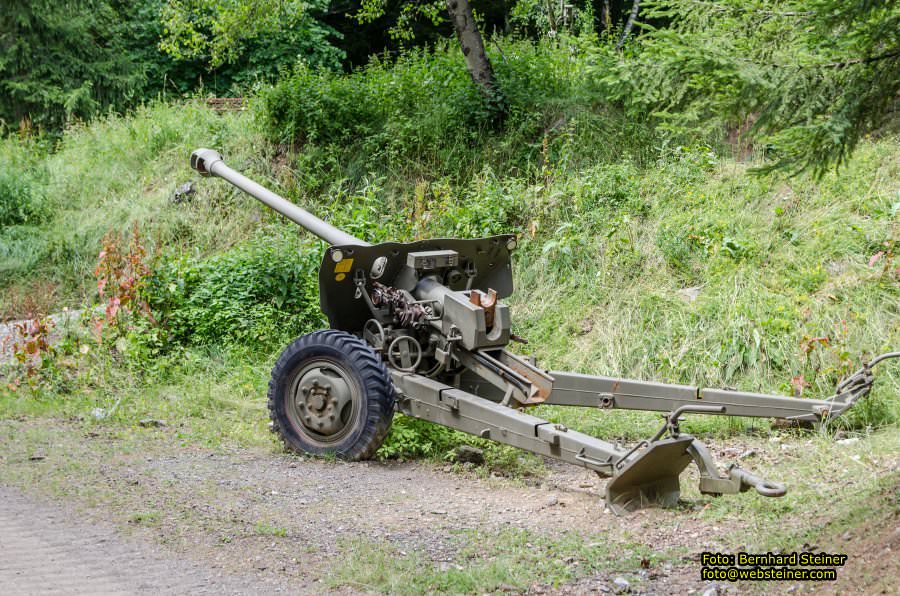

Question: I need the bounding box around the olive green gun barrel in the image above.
[190,148,369,247]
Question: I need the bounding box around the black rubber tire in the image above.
[268,330,395,460]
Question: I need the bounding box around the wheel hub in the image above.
[293,365,354,437]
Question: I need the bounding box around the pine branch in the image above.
[683,0,815,18]
[821,49,900,69]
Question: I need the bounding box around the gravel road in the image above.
[0,486,285,595]
[2,419,895,594]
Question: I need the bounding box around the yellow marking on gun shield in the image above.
[334,258,354,274]
[335,273,346,282]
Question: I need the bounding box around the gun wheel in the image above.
[268,330,395,460]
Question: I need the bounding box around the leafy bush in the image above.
[430,173,529,238]
[258,44,484,150]
[92,224,154,339]
[0,141,47,226]
[258,63,380,146]
[257,35,650,187]
[378,415,545,477]
[377,415,463,460]
[149,229,324,348]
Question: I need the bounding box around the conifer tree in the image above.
[0,0,143,131]
[604,0,899,174]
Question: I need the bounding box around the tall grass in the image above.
[0,102,267,313]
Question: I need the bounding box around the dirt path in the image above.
[0,421,727,594]
[0,486,284,595]
[1,420,896,594]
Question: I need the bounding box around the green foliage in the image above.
[258,44,486,148]
[378,415,544,477]
[115,0,298,98]
[150,229,324,347]
[0,0,145,131]
[0,0,346,132]
[259,35,648,187]
[597,0,900,175]
[377,415,462,459]
[355,0,446,42]
[508,0,597,38]
[0,140,48,227]
[159,0,343,72]
[429,173,529,238]
[254,521,288,536]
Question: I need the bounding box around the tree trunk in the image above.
[445,0,505,116]
[616,0,640,50]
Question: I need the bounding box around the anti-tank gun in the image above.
[190,148,897,513]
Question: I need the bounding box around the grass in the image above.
[255,521,289,537]
[0,344,275,450]
[328,529,661,594]
[0,101,268,314]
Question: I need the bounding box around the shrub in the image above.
[92,224,154,340]
[149,229,324,348]
[430,173,529,238]
[377,415,463,460]
[258,46,483,149]
[5,316,56,383]
[257,35,650,187]
[0,171,45,226]
[0,140,48,226]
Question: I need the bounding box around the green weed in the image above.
[254,521,288,537]
[129,510,161,525]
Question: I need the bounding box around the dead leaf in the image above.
[790,375,811,397]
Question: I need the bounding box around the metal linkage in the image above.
[393,369,788,514]
[828,351,899,410]
[450,350,895,512]
[391,371,621,477]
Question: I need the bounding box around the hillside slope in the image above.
[2,101,896,430]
